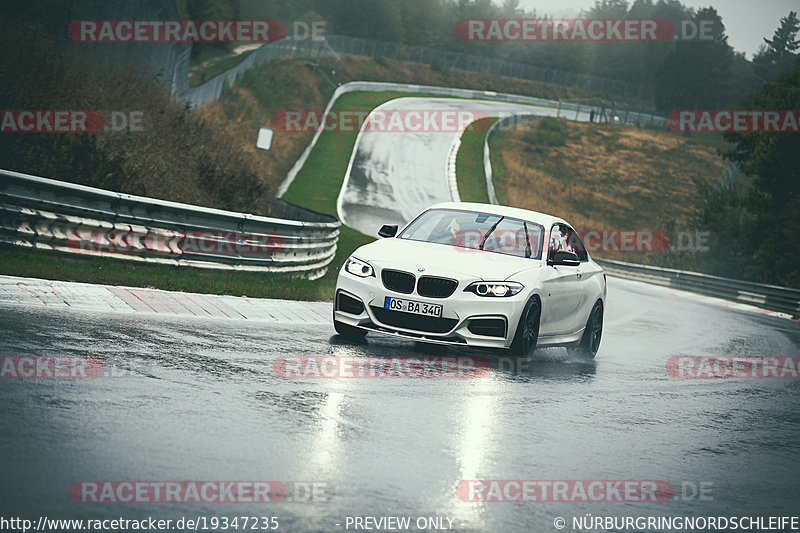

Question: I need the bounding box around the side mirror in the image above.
[548,250,580,267]
[378,224,398,238]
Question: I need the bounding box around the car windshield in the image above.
[397,208,544,259]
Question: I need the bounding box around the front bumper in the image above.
[334,270,528,349]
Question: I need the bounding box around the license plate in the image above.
[384,297,442,317]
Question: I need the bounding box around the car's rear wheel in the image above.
[568,300,603,359]
[333,317,368,341]
[510,296,540,356]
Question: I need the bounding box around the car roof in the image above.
[426,202,567,228]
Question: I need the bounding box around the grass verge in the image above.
[0,226,373,301]
[454,117,496,203]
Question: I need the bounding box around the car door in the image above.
[559,224,598,333]
[540,223,583,336]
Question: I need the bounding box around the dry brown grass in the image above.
[494,118,726,233]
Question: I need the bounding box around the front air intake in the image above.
[336,291,365,315]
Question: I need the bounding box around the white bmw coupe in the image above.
[334,202,606,358]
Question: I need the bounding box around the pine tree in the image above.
[753,11,799,81]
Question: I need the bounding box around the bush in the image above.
[0,22,267,214]
[429,56,451,74]
[523,117,569,148]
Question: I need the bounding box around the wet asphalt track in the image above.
[338,97,592,236]
[2,276,799,532]
[2,95,799,532]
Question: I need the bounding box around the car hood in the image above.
[354,238,542,280]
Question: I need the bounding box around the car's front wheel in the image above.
[510,296,540,356]
[333,317,368,341]
[568,300,603,359]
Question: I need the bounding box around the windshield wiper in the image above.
[479,216,504,250]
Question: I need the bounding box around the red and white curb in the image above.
[0,275,331,324]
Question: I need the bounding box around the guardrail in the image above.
[0,170,340,280]
[446,135,462,202]
[596,258,800,316]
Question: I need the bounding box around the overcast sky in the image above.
[511,0,799,58]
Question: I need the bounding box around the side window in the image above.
[548,224,588,262]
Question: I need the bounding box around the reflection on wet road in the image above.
[1,277,799,532]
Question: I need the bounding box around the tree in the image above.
[321,0,401,42]
[764,11,800,58]
[653,7,734,111]
[725,57,800,209]
[184,0,236,20]
[699,57,800,286]
[753,11,799,82]
[589,0,630,18]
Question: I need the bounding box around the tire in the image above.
[510,296,541,356]
[333,318,368,341]
[568,300,603,359]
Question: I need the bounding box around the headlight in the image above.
[344,257,375,278]
[464,281,524,297]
